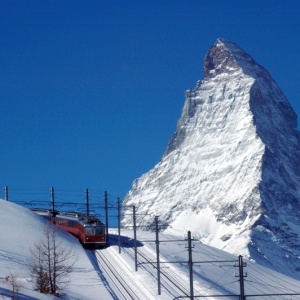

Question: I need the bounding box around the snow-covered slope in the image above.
[0,199,113,300]
[1,199,300,299]
[122,39,300,279]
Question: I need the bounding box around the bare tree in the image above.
[5,273,23,300]
[28,224,77,296]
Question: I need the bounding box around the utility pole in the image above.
[155,216,161,295]
[85,188,89,216]
[133,205,138,271]
[187,231,194,300]
[104,191,109,242]
[117,197,121,254]
[235,255,247,300]
[50,187,55,224]
[51,187,55,212]
[4,186,8,201]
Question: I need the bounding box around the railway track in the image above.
[87,234,205,299]
[119,239,193,299]
[94,249,143,300]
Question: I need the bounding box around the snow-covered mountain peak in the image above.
[123,39,300,280]
[204,38,270,80]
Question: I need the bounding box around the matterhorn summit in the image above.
[122,39,300,279]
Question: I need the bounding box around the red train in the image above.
[33,209,107,249]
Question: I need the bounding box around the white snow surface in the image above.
[0,199,112,300]
[122,39,300,279]
[1,199,300,299]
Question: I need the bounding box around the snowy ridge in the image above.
[122,39,300,279]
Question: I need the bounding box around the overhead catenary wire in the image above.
[4,186,300,298]
[246,260,300,292]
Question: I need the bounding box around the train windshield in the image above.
[85,227,94,236]
[95,227,104,235]
[85,226,105,236]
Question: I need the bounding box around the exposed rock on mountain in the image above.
[122,39,300,279]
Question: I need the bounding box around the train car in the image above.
[33,209,107,249]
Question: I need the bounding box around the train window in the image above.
[95,227,104,236]
[85,227,94,236]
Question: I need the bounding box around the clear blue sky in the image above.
[1,1,300,202]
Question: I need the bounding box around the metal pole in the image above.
[4,186,8,201]
[104,191,109,242]
[239,255,245,300]
[155,216,161,295]
[51,187,55,224]
[133,205,138,271]
[188,231,194,300]
[85,188,89,216]
[117,197,121,254]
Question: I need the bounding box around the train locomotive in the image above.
[33,209,107,249]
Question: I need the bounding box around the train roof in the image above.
[32,209,105,226]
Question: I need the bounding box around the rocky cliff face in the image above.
[122,39,300,279]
